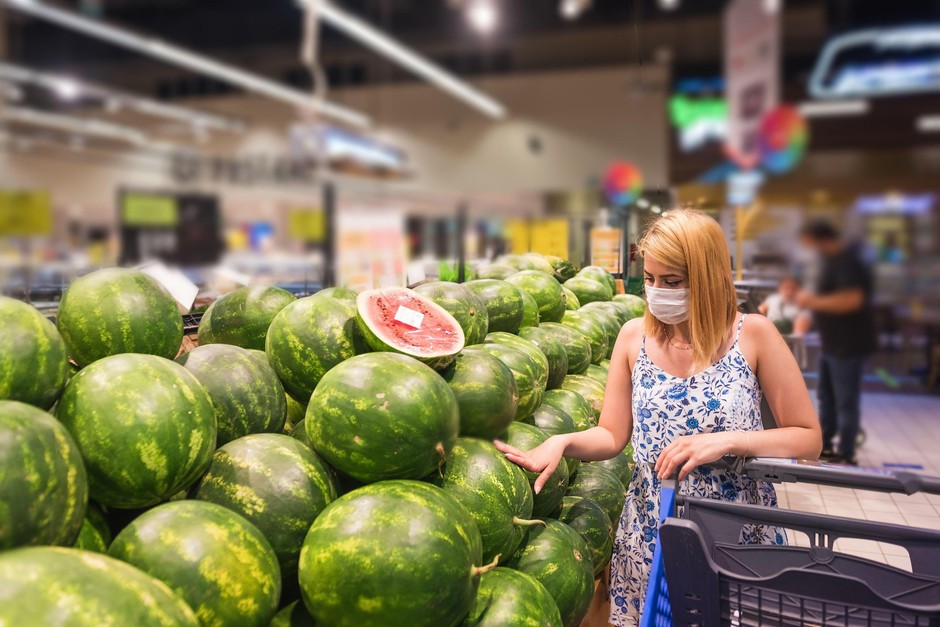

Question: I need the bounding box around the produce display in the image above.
[0,254,643,627]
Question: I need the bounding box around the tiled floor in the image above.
[774,392,940,571]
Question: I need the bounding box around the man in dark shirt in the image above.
[797,220,876,465]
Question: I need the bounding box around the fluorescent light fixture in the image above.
[1,0,370,128]
[467,0,497,33]
[916,115,940,132]
[53,78,81,100]
[1,105,148,144]
[314,0,506,119]
[797,99,869,117]
[658,0,679,10]
[559,0,592,20]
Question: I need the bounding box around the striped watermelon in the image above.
[538,323,591,375]
[270,601,316,627]
[356,287,465,370]
[483,332,549,392]
[519,290,540,328]
[0,400,87,550]
[542,389,597,431]
[299,480,485,627]
[517,327,569,390]
[613,293,646,319]
[581,300,631,327]
[594,446,635,488]
[435,438,537,564]
[584,364,608,386]
[266,295,371,404]
[461,567,563,627]
[477,264,518,280]
[55,354,216,509]
[524,403,581,480]
[284,393,307,431]
[557,496,613,577]
[177,344,286,445]
[577,306,621,359]
[0,296,69,409]
[73,502,110,553]
[463,279,525,334]
[560,375,605,420]
[497,254,539,271]
[108,500,281,627]
[561,287,580,310]
[193,433,338,579]
[197,286,296,351]
[561,311,608,364]
[316,286,358,302]
[548,257,577,283]
[506,271,566,323]
[306,353,459,483]
[414,281,490,346]
[565,463,627,529]
[56,268,183,367]
[508,519,595,627]
[0,547,199,626]
[469,344,543,421]
[563,277,611,306]
[442,349,518,439]
[577,266,616,293]
[504,423,568,518]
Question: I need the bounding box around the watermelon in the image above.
[109,500,280,627]
[523,403,581,480]
[542,389,597,432]
[497,254,538,271]
[483,332,549,391]
[563,276,612,306]
[73,502,110,553]
[198,285,296,351]
[538,323,591,375]
[469,344,543,421]
[560,375,605,420]
[442,349,518,439]
[508,519,594,627]
[464,280,525,334]
[265,295,370,403]
[560,311,608,365]
[521,254,556,275]
[356,287,465,370]
[548,256,577,283]
[506,271,566,324]
[414,281,490,346]
[613,293,646,319]
[193,434,338,579]
[285,394,307,430]
[177,344,286,445]
[0,296,69,409]
[0,547,199,626]
[436,438,538,564]
[271,601,316,627]
[582,300,630,327]
[556,496,613,577]
[0,400,87,550]
[577,266,615,293]
[565,463,627,528]
[517,327,569,390]
[316,286,358,301]
[306,353,458,483]
[594,446,635,488]
[584,364,608,387]
[600,359,611,369]
[56,268,183,367]
[577,306,621,359]
[519,290,540,328]
[561,286,580,310]
[56,354,216,509]
[299,480,485,627]
[461,567,563,627]
[477,264,518,280]
[504,423,568,518]
[289,418,312,448]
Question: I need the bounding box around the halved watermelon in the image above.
[356,287,465,370]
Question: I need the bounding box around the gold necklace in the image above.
[666,330,693,351]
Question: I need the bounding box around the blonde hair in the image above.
[637,209,737,368]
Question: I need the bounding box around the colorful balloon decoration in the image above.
[758,105,809,174]
[603,161,644,207]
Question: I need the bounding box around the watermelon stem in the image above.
[470,554,501,578]
[435,442,447,478]
[512,517,547,528]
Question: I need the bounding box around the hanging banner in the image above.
[723,0,780,169]
[590,227,622,274]
[336,209,407,292]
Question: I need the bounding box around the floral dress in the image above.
[609,314,784,626]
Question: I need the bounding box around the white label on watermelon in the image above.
[137,261,198,313]
[394,305,424,329]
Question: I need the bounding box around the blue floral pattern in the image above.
[609,315,783,626]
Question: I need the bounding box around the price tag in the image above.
[137,261,198,313]
[394,305,424,329]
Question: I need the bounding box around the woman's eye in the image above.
[644,277,654,284]
[666,280,682,287]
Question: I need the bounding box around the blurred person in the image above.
[495,209,821,626]
[797,219,876,466]
[758,276,812,335]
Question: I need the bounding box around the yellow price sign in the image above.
[507,219,569,258]
[288,208,325,243]
[0,190,53,237]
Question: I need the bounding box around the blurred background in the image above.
[1,0,939,395]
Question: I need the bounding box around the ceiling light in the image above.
[54,78,81,100]
[559,0,591,20]
[1,105,148,144]
[636,198,650,208]
[797,100,868,117]
[763,0,781,14]
[916,115,940,133]
[658,0,679,11]
[651,205,662,214]
[313,0,506,119]
[467,0,497,34]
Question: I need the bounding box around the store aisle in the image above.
[776,393,940,570]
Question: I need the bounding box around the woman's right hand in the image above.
[493,435,568,494]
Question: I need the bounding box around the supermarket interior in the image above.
[1,0,940,626]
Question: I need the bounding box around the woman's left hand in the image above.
[654,432,738,481]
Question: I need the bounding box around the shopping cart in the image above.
[640,458,940,626]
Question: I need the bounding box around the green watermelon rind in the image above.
[557,496,614,577]
[565,463,627,532]
[517,326,569,390]
[506,271,566,324]
[414,281,490,346]
[198,286,296,351]
[0,297,70,410]
[443,350,519,440]
[463,279,525,335]
[560,310,608,365]
[460,567,564,627]
[504,423,568,519]
[538,323,592,375]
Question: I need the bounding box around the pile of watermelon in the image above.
[0,255,645,627]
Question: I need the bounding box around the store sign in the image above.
[170,152,317,187]
[290,125,408,177]
[0,189,52,236]
[668,94,728,152]
[810,26,940,98]
[508,219,569,259]
[723,0,780,169]
[854,193,935,215]
[726,170,765,206]
[336,209,407,291]
[590,228,622,274]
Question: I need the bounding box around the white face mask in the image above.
[645,286,690,324]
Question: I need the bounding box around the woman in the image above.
[496,210,821,626]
